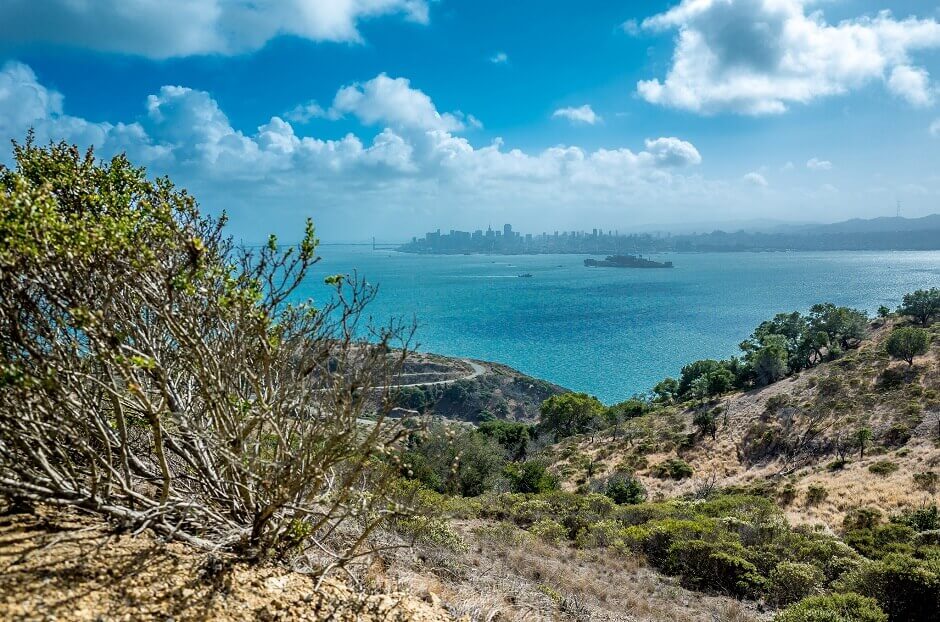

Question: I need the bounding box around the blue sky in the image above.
[1,0,939,242]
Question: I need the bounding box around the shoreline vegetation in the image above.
[2,140,939,621]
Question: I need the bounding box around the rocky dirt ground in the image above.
[0,504,453,622]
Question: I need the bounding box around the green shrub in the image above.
[651,458,694,480]
[505,460,558,494]
[791,537,862,582]
[839,553,940,622]
[844,507,883,531]
[604,473,647,505]
[528,518,567,544]
[868,461,900,476]
[845,524,915,560]
[806,484,828,505]
[583,518,629,550]
[666,538,764,596]
[393,515,467,552]
[780,482,798,506]
[767,562,825,606]
[881,424,912,448]
[473,522,529,547]
[774,593,887,622]
[892,504,940,532]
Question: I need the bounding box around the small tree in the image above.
[897,288,940,326]
[539,392,605,441]
[652,377,679,404]
[751,336,790,386]
[856,427,873,459]
[693,410,718,440]
[885,326,931,366]
[604,473,646,505]
[877,305,891,320]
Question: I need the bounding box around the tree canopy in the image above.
[539,392,605,440]
[897,288,940,326]
[885,326,931,366]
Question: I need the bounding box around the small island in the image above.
[584,254,673,269]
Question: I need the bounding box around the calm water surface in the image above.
[300,247,940,403]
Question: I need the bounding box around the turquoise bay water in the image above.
[302,247,940,403]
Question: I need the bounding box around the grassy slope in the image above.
[547,319,940,530]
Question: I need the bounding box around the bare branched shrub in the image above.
[0,137,415,572]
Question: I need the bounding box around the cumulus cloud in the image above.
[0,61,168,163]
[490,52,509,64]
[0,0,430,58]
[806,157,832,171]
[887,65,934,107]
[552,105,602,125]
[330,73,466,132]
[0,61,707,237]
[643,137,701,167]
[637,0,940,114]
[743,172,768,186]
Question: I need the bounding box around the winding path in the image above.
[385,359,486,389]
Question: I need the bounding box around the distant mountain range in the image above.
[781,214,940,235]
[663,214,940,252]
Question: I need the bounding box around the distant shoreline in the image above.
[392,247,940,256]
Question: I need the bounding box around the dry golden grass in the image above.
[550,320,940,530]
[379,520,766,622]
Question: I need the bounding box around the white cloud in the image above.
[0,61,167,163]
[781,161,795,171]
[643,137,701,167]
[0,0,430,58]
[887,65,934,107]
[330,73,465,132]
[0,62,708,237]
[807,157,832,171]
[931,119,940,136]
[285,101,326,124]
[552,105,602,125]
[490,52,509,64]
[637,0,940,114]
[622,19,641,36]
[743,171,768,186]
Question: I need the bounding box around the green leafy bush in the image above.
[651,458,694,480]
[505,460,558,494]
[667,538,764,596]
[838,554,940,622]
[845,524,915,560]
[604,473,647,505]
[806,484,828,505]
[767,562,825,606]
[775,593,887,622]
[892,504,940,532]
[528,518,567,544]
[868,461,900,476]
